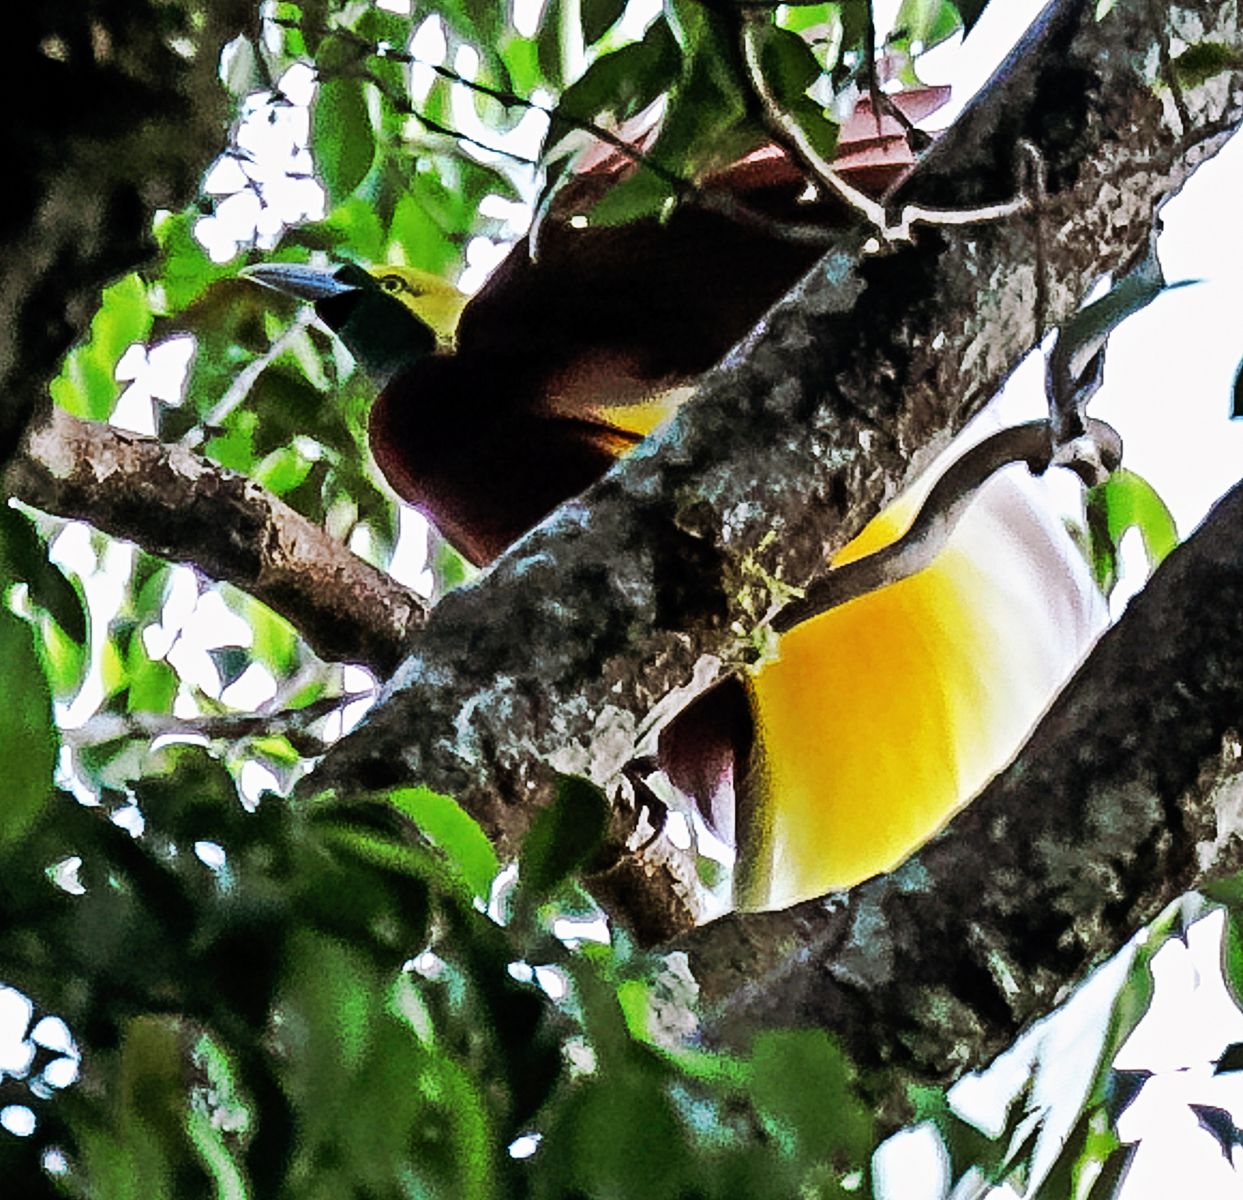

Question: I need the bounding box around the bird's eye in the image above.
[379,275,403,293]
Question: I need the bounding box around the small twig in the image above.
[1045,229,1180,446]
[770,418,1123,633]
[359,69,540,167]
[741,10,894,230]
[185,309,315,448]
[741,10,1034,242]
[1020,139,1050,343]
[1159,37,1191,136]
[864,0,884,138]
[62,693,358,754]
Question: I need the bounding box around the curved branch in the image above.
[4,406,425,675]
[771,418,1121,633]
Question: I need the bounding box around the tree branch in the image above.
[679,475,1243,1134]
[314,0,1243,940]
[4,406,425,675]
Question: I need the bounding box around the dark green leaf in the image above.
[1216,1043,1243,1074]
[313,77,377,205]
[1191,1103,1243,1160]
[0,506,87,642]
[750,1030,873,1167]
[1102,1069,1151,1123]
[1231,353,1243,418]
[582,0,626,44]
[0,590,56,850]
[517,774,609,904]
[388,785,500,901]
[554,19,679,127]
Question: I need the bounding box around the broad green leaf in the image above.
[553,19,679,127]
[0,505,86,642]
[779,3,840,38]
[749,1030,873,1167]
[1085,469,1178,594]
[582,0,626,45]
[38,610,86,697]
[254,444,316,495]
[125,631,179,714]
[0,584,56,849]
[153,209,233,312]
[894,0,963,48]
[313,77,377,205]
[50,273,154,420]
[283,930,377,1076]
[517,774,609,904]
[388,785,499,901]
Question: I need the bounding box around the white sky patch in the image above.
[0,990,34,1074]
[238,759,280,808]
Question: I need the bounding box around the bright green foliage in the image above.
[50,274,153,421]
[1086,468,1179,596]
[0,549,57,851]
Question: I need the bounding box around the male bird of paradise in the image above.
[245,98,1103,910]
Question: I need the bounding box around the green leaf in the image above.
[0,506,87,642]
[1085,469,1178,594]
[50,273,154,420]
[125,631,179,714]
[313,77,377,205]
[153,209,233,312]
[553,19,679,127]
[582,0,626,44]
[517,774,609,904]
[750,1030,874,1167]
[754,25,839,165]
[894,0,963,49]
[254,444,316,496]
[388,785,500,901]
[0,585,56,850]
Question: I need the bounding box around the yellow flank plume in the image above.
[740,469,1102,910]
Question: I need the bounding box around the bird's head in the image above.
[240,261,467,383]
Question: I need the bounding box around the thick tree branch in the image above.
[314,0,1243,940]
[679,476,1243,1133]
[4,406,425,674]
